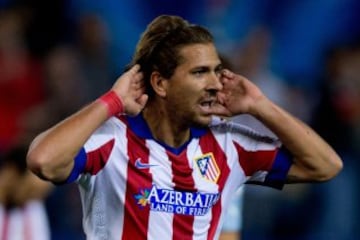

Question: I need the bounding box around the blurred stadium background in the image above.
[1,0,359,239]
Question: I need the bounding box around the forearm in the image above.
[27,65,146,183]
[27,100,109,182]
[250,97,342,182]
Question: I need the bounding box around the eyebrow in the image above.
[192,63,223,72]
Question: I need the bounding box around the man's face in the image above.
[164,43,223,127]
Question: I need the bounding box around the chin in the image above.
[193,115,212,127]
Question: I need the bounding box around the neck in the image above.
[142,101,190,148]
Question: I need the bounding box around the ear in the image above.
[150,71,168,97]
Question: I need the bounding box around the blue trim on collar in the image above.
[126,113,208,154]
[126,113,153,139]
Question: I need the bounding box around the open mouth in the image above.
[199,100,216,112]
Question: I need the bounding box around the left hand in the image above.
[211,69,265,117]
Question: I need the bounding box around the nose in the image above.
[206,72,223,93]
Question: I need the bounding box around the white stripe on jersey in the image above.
[79,117,128,239]
[147,139,174,240]
[189,138,215,240]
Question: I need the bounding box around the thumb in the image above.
[137,94,149,108]
[210,103,232,117]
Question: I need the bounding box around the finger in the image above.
[132,84,144,92]
[133,86,146,97]
[131,71,144,82]
[137,94,148,107]
[132,79,145,87]
[221,69,234,78]
[126,64,141,75]
[130,94,148,114]
[216,91,225,102]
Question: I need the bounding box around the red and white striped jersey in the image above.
[71,114,292,240]
[0,201,50,240]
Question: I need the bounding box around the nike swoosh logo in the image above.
[135,158,158,169]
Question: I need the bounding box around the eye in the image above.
[192,69,207,77]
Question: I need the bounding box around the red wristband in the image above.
[98,90,124,117]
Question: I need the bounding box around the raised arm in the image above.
[215,70,342,183]
[27,65,148,183]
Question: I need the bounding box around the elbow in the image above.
[328,155,343,180]
[27,147,51,181]
[314,155,343,182]
[27,146,60,182]
[26,132,74,183]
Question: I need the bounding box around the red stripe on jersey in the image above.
[167,151,196,240]
[233,141,276,176]
[117,115,127,124]
[199,132,230,240]
[122,130,153,240]
[84,139,114,175]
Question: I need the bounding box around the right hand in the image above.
[111,64,148,116]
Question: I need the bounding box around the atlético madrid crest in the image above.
[194,153,220,183]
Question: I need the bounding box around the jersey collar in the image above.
[126,113,208,154]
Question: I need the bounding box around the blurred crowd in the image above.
[0,0,359,239]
